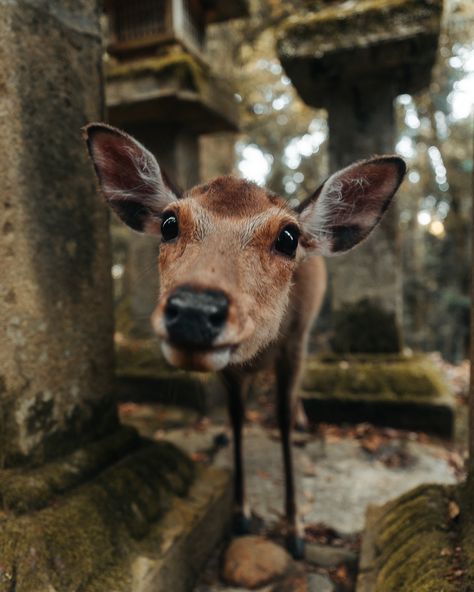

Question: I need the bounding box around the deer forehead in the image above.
[170,176,297,245]
[183,201,293,244]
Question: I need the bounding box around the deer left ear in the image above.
[83,123,182,233]
[297,156,406,256]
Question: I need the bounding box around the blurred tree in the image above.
[396,0,474,360]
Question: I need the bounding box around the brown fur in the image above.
[152,178,326,553]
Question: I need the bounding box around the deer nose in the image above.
[164,286,229,348]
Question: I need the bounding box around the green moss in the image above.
[106,51,209,93]
[302,354,449,401]
[0,440,195,592]
[0,426,140,513]
[278,0,442,49]
[370,484,461,592]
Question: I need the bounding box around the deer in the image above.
[84,123,406,559]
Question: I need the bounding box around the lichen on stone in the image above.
[302,353,449,401]
[106,51,209,93]
[277,0,442,57]
[370,484,462,592]
[0,439,195,592]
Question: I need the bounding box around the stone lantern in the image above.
[277,0,443,333]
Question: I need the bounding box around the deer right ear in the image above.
[83,123,181,233]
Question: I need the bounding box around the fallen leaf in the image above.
[448,500,460,521]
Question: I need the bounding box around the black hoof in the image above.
[233,511,251,536]
[286,535,305,560]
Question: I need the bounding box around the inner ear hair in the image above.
[294,180,326,213]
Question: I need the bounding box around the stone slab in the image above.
[106,52,239,133]
[301,354,455,437]
[277,0,442,105]
[127,465,232,592]
[301,395,454,437]
[0,0,115,467]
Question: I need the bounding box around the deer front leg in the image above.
[222,370,251,535]
[275,347,306,559]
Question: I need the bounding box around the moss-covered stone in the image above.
[0,438,196,592]
[358,483,473,592]
[302,354,454,436]
[0,426,139,514]
[303,354,449,401]
[277,0,442,57]
[105,47,239,133]
[276,0,442,105]
[106,51,208,93]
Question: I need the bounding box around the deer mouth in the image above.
[161,340,235,372]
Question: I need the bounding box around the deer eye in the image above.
[274,225,299,258]
[161,213,179,242]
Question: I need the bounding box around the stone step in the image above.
[0,431,232,592]
[301,354,455,437]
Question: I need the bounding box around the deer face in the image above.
[85,124,405,372]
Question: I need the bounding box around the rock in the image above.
[221,536,293,589]
[308,573,335,592]
[305,543,357,569]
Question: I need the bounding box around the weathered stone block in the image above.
[331,299,401,354]
[301,354,454,436]
[277,0,443,106]
[106,50,239,133]
[0,431,232,592]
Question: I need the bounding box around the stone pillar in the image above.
[278,0,443,349]
[0,0,116,467]
[327,87,401,321]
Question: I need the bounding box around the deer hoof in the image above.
[286,534,305,560]
[233,511,251,535]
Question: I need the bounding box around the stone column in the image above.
[327,87,401,321]
[0,0,115,467]
[278,0,443,349]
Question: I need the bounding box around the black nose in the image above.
[164,286,229,348]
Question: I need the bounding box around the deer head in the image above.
[85,123,406,372]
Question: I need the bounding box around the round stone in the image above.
[221,536,293,589]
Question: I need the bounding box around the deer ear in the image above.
[298,156,406,255]
[83,123,181,233]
